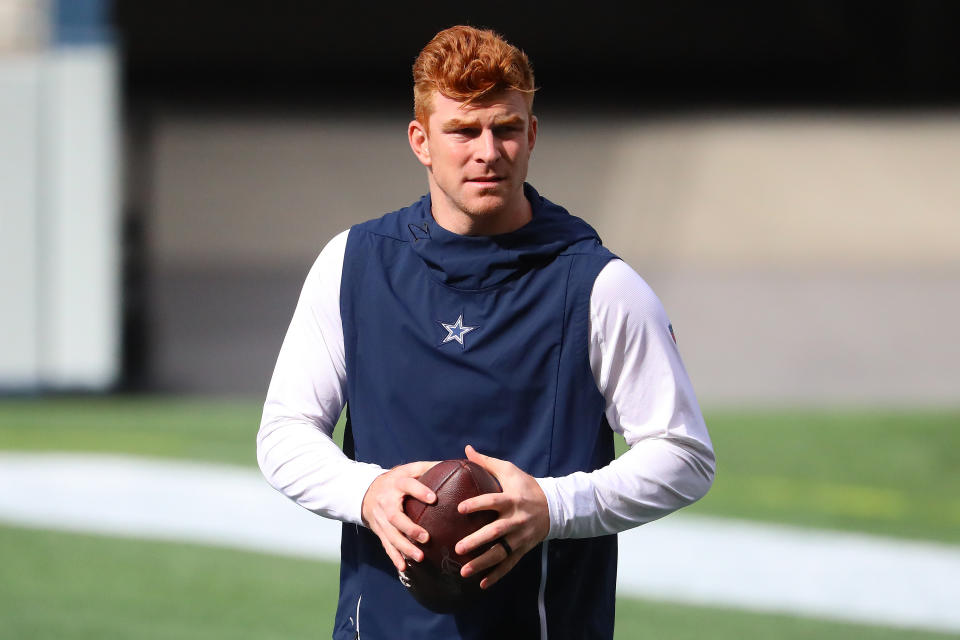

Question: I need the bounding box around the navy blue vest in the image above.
[336,184,617,639]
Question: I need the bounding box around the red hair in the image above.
[413,25,536,125]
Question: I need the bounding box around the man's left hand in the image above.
[455,444,550,589]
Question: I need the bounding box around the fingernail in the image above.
[418,532,428,543]
[461,566,472,577]
[427,493,436,503]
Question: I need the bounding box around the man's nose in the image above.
[475,129,501,163]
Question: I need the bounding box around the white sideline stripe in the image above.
[1,453,958,634]
[0,452,343,559]
[618,517,960,633]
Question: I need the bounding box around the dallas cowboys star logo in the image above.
[439,314,477,347]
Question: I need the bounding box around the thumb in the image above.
[464,444,505,474]
[400,460,439,477]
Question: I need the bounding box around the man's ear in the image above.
[408,120,431,167]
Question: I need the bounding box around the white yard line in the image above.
[1,452,958,634]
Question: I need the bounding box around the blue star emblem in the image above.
[440,314,477,346]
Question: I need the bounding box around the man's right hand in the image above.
[361,461,437,572]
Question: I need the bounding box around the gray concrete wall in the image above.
[147,111,960,404]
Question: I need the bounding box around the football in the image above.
[401,459,502,612]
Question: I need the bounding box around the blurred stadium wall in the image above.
[146,112,960,404]
[0,0,121,391]
[4,2,959,405]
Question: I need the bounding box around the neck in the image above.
[428,182,532,237]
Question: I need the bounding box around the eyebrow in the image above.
[491,115,526,128]
[440,118,479,132]
[440,114,526,132]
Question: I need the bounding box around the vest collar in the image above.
[406,184,600,290]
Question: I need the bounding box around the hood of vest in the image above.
[404,183,602,291]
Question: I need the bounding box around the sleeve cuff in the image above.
[339,462,387,526]
[534,476,565,540]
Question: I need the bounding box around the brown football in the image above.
[401,459,502,613]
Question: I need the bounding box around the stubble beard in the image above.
[458,189,509,218]
[430,169,529,234]
[458,173,528,217]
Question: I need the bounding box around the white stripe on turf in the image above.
[1,452,958,634]
[617,514,960,633]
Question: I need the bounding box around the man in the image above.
[258,25,714,639]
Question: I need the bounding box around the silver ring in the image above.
[499,538,513,556]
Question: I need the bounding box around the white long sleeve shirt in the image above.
[257,229,715,540]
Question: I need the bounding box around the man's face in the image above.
[409,90,537,233]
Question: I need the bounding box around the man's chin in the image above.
[461,195,509,218]
[467,180,519,203]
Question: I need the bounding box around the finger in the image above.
[398,460,440,477]
[464,444,500,470]
[373,505,426,561]
[480,552,522,590]
[376,532,407,572]
[465,445,515,482]
[464,444,494,468]
[387,509,430,544]
[381,519,426,563]
[458,492,510,514]
[460,541,509,578]
[398,477,437,504]
[455,520,508,556]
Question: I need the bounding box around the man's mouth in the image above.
[467,176,504,183]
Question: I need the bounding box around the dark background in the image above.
[115,1,960,110]
[108,1,960,394]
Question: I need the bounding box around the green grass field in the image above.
[0,525,952,640]
[3,397,958,543]
[679,409,960,544]
[1,397,958,639]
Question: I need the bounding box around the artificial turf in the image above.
[1,524,953,640]
[2,397,957,543]
[2,397,958,638]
